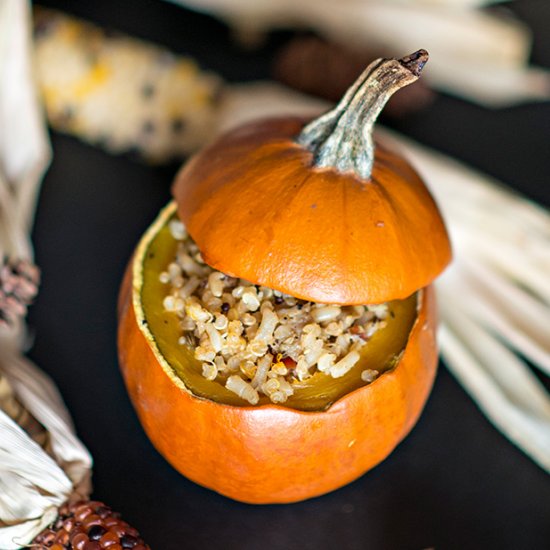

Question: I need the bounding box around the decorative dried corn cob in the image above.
[31,500,151,550]
[33,7,222,163]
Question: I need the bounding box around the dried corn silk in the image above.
[33,7,222,162]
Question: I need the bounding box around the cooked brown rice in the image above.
[160,218,389,405]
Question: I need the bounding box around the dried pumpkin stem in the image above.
[297,49,429,180]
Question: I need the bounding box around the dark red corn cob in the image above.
[31,500,151,550]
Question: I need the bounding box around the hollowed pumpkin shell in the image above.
[117,203,439,504]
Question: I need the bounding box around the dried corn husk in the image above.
[0,2,92,548]
[0,348,92,550]
[378,126,550,472]
[0,2,50,260]
[173,0,550,106]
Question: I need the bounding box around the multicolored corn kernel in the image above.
[31,500,151,550]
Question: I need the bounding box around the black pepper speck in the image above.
[141,83,155,99]
[171,118,185,133]
[142,120,155,134]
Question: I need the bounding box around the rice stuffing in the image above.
[160,219,389,404]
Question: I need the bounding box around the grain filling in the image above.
[160,219,389,405]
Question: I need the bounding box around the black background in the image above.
[28,1,550,549]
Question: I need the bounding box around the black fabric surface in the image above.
[28,1,550,549]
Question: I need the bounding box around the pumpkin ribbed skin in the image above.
[117,255,438,504]
[173,117,451,305]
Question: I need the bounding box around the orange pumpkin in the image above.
[117,50,451,503]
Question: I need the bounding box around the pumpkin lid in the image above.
[172,50,451,305]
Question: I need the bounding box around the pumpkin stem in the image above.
[297,49,429,180]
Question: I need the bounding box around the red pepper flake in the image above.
[281,356,297,369]
[350,325,369,341]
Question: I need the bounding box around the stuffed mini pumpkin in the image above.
[117,50,451,503]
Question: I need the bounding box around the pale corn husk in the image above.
[0,1,92,548]
[218,82,550,473]
[378,127,550,472]
[172,0,550,106]
[0,1,50,261]
[0,374,48,449]
[0,367,86,549]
